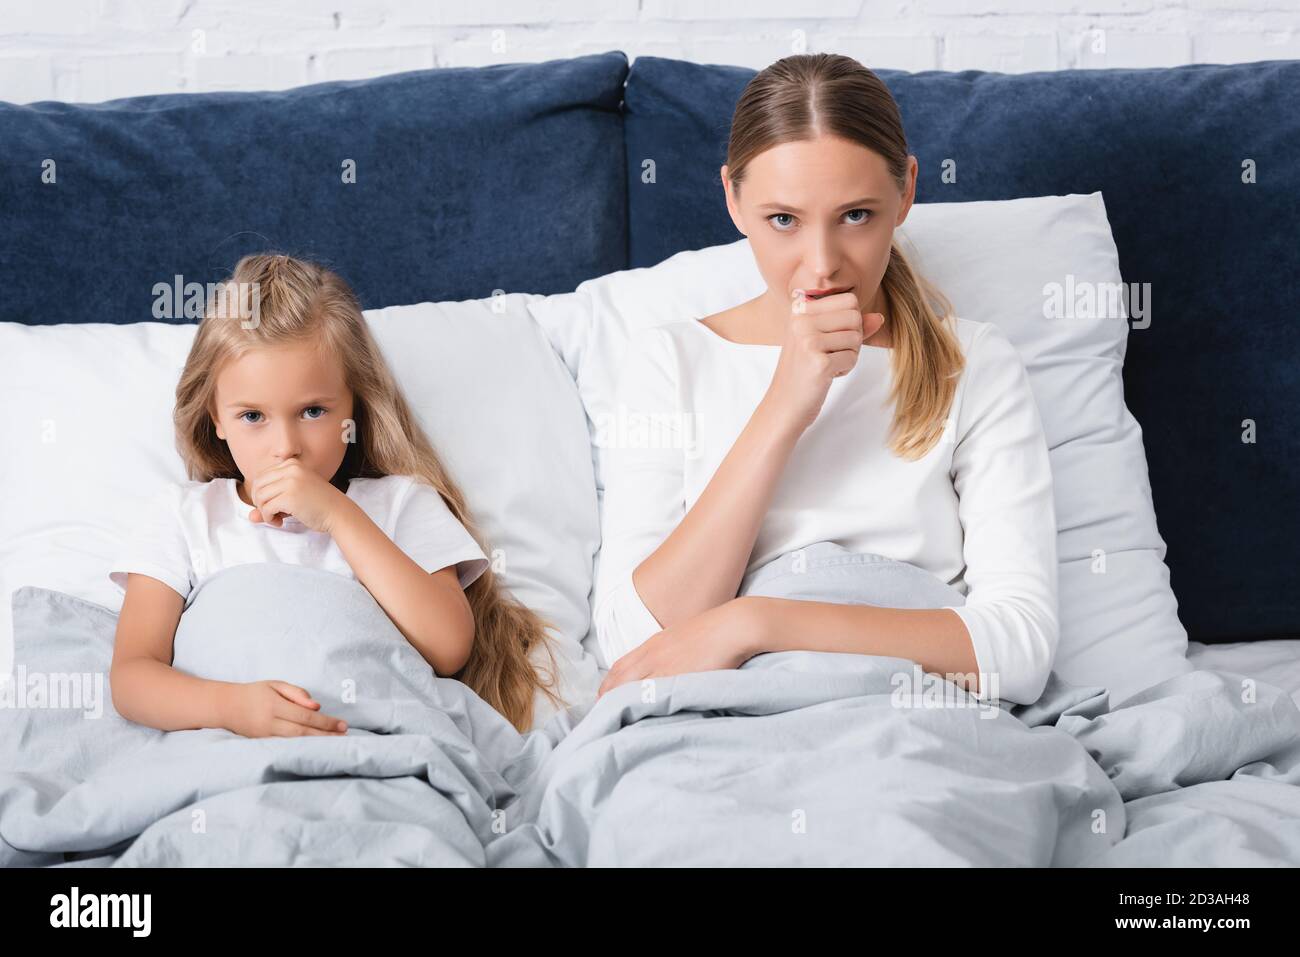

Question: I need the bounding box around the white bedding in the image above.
[1188,639,1300,706]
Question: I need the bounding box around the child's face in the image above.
[211,342,356,486]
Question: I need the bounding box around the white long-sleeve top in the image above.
[592,315,1060,705]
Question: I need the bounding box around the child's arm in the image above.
[110,573,226,730]
[111,573,347,736]
[327,499,476,676]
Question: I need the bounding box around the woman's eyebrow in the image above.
[757,197,881,213]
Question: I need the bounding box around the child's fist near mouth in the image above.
[246,459,348,534]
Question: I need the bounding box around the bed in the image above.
[2,51,1297,867]
[3,568,1299,867]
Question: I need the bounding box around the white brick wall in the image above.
[0,0,1296,104]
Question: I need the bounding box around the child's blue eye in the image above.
[237,406,326,424]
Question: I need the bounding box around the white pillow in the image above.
[0,294,603,730]
[528,192,1192,706]
[365,299,603,724]
[0,320,194,665]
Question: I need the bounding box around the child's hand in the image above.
[220,680,348,738]
[247,459,348,533]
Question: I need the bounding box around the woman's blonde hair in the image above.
[727,53,964,460]
[173,253,563,732]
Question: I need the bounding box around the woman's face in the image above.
[722,134,917,312]
[211,341,356,486]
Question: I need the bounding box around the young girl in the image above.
[110,253,562,734]
[595,53,1059,706]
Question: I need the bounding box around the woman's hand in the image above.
[596,597,764,698]
[764,290,885,434]
[219,680,348,738]
[246,459,349,533]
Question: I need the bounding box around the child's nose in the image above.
[273,431,302,461]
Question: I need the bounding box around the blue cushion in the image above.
[624,56,1300,644]
[0,52,629,325]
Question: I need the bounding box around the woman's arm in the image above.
[738,599,982,693]
[598,593,981,699]
[632,293,871,630]
[731,324,1057,705]
[632,396,803,629]
[328,497,475,676]
[736,325,1057,704]
[601,322,1058,707]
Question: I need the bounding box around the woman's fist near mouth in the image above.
[765,289,885,435]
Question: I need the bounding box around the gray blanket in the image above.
[3,558,1300,867]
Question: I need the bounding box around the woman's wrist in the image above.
[753,391,808,447]
[729,595,773,661]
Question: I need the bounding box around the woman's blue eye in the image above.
[767,210,871,230]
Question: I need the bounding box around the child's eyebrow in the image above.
[225,395,338,409]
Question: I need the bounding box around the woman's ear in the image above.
[895,154,919,226]
[721,165,747,237]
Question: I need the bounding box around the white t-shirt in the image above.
[592,315,1060,706]
[109,473,490,607]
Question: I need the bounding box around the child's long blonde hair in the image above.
[727,53,965,460]
[173,253,563,732]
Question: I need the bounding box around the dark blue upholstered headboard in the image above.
[0,52,629,323]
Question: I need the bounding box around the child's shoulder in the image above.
[345,474,444,529]
[345,473,423,509]
[140,477,217,508]
[122,479,224,533]
[346,473,415,492]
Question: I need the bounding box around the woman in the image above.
[594,53,1059,706]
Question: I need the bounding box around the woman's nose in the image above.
[805,228,841,279]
